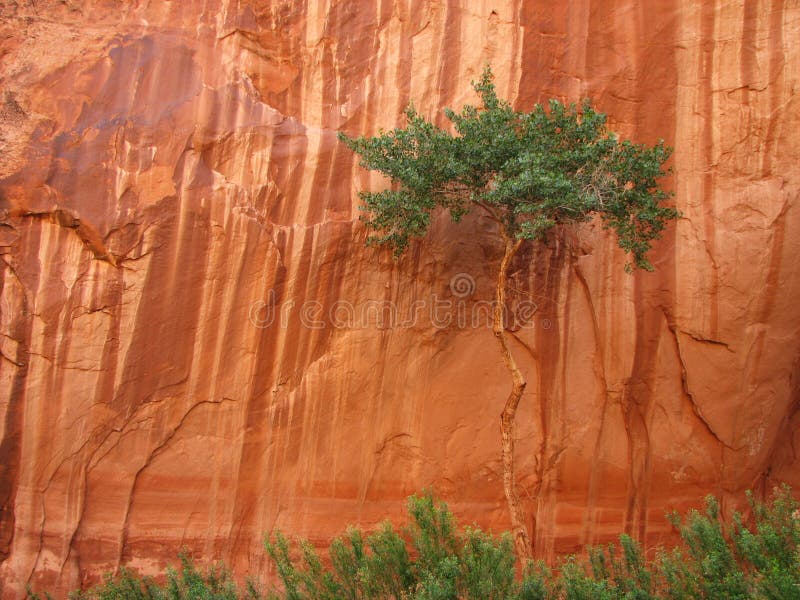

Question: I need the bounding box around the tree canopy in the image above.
[339,67,678,271]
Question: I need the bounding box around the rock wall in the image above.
[0,0,798,596]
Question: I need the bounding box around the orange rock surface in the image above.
[0,0,798,596]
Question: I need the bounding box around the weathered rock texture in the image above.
[0,0,798,596]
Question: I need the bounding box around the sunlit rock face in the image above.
[0,0,798,596]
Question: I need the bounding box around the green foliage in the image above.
[30,487,800,600]
[253,487,800,599]
[583,534,653,599]
[457,529,516,599]
[660,495,748,599]
[339,66,678,271]
[263,492,533,599]
[69,567,161,600]
[43,552,259,600]
[660,484,800,600]
[516,562,550,600]
[733,485,800,599]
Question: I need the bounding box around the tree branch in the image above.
[474,199,503,226]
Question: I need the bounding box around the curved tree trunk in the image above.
[493,234,532,562]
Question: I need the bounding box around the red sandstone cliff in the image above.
[0,0,798,596]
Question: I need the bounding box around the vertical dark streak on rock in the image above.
[572,263,611,547]
[700,0,719,339]
[529,241,566,560]
[435,0,461,110]
[761,0,785,177]
[0,229,40,563]
[621,281,658,540]
[0,299,30,562]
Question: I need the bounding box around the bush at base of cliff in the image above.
[27,553,261,600]
[264,494,541,600]
[264,494,547,600]
[29,485,800,599]
[265,487,800,600]
[657,486,800,600]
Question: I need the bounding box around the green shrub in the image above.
[733,485,800,599]
[265,493,521,599]
[42,552,259,600]
[28,486,800,599]
[262,487,800,599]
[660,484,800,600]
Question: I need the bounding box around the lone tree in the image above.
[339,67,678,561]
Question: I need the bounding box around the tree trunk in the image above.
[493,235,532,562]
